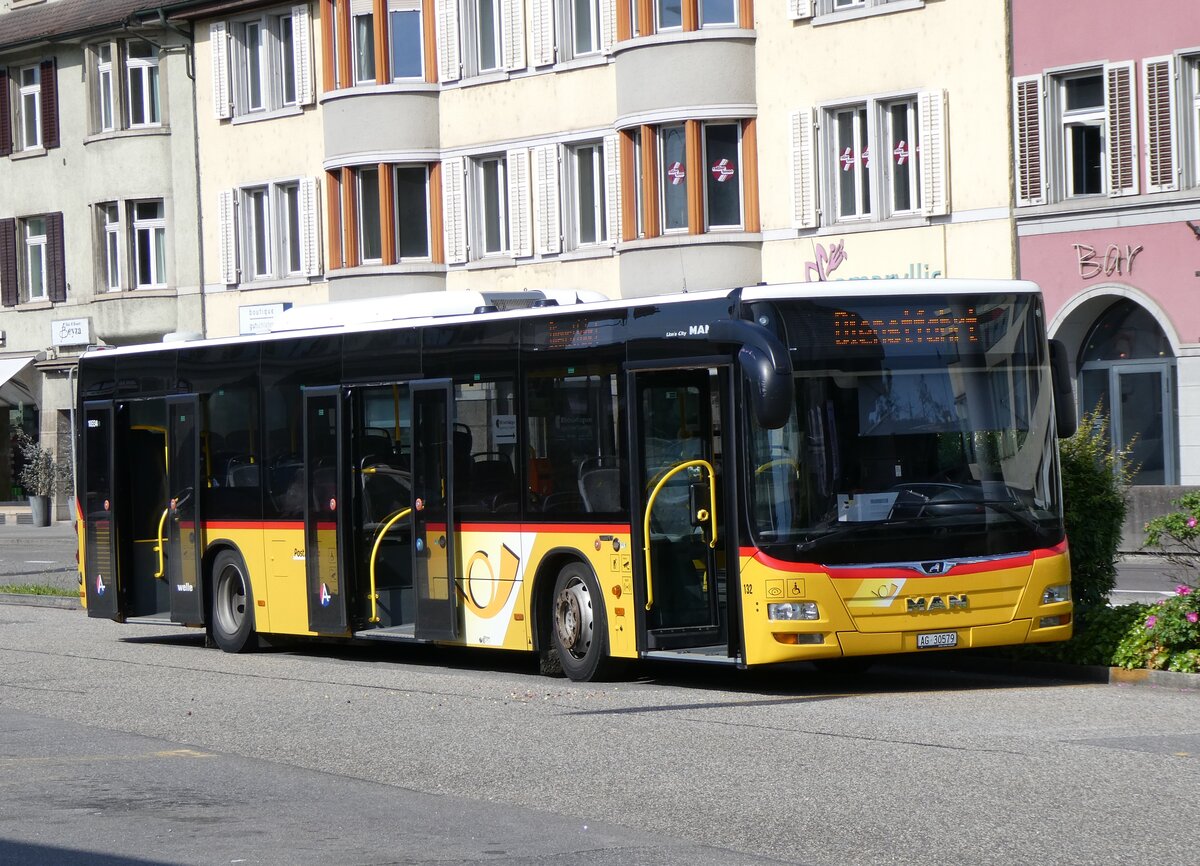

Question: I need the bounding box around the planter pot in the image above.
[28,495,51,527]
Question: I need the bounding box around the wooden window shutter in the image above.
[211,22,232,119]
[603,133,622,245]
[533,144,561,255]
[507,147,533,257]
[791,107,817,228]
[0,68,11,157]
[442,157,467,263]
[293,4,316,105]
[1105,61,1137,197]
[529,0,555,68]
[1143,56,1177,193]
[40,59,59,149]
[218,189,239,284]
[0,218,17,307]
[917,89,949,216]
[300,177,323,275]
[436,0,461,82]
[46,212,66,302]
[1013,75,1045,206]
[501,0,527,71]
[787,0,812,21]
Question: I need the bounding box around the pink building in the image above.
[1012,0,1200,507]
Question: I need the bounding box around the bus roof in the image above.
[81,278,1042,359]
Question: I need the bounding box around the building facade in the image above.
[1011,0,1200,530]
[0,0,204,504]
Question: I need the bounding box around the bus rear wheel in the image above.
[550,563,612,682]
[211,549,256,654]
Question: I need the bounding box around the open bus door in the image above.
[411,381,458,641]
[629,365,740,657]
[82,401,122,618]
[165,396,204,625]
[304,386,351,634]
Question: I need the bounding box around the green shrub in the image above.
[1058,411,1132,609]
[1018,603,1149,667]
[1111,584,1200,672]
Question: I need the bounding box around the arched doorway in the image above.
[1077,299,1176,485]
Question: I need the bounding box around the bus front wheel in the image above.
[211,549,256,654]
[549,563,611,682]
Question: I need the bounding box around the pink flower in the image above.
[1190,517,1198,528]
[1145,615,1158,629]
[1188,612,1199,624]
[1177,585,1193,596]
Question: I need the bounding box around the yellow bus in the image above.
[77,280,1076,680]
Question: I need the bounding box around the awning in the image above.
[0,356,35,409]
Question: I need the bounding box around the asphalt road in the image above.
[0,604,1197,865]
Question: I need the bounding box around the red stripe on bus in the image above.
[204,521,304,531]
[197,519,630,535]
[744,542,1066,579]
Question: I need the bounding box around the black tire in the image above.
[210,549,256,654]
[549,562,613,682]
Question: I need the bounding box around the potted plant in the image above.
[14,430,68,527]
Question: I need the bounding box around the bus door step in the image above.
[354,625,424,642]
[643,646,740,666]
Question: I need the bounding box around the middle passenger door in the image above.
[411,380,459,641]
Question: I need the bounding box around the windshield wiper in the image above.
[794,517,926,554]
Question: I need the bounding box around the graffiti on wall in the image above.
[805,240,848,281]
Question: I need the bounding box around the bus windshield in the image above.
[747,293,1063,565]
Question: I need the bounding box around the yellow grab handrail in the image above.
[368,507,412,624]
[642,459,717,611]
[152,507,170,579]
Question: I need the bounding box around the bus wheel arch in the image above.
[206,544,257,654]
[541,555,619,682]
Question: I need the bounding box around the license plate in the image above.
[917,631,958,649]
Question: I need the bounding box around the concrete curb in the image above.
[0,593,81,610]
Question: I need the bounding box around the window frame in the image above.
[96,43,116,132]
[356,165,384,264]
[18,65,42,150]
[393,163,432,260]
[125,41,161,128]
[23,216,48,301]
[569,0,602,56]
[388,1,426,80]
[569,141,608,247]
[131,199,167,289]
[1056,70,1107,199]
[472,0,504,74]
[352,7,377,84]
[474,154,510,256]
[99,203,122,291]
[231,9,301,117]
[701,121,744,230]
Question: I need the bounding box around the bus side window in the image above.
[453,378,519,514]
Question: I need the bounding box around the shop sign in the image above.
[239,302,292,335]
[803,239,943,282]
[51,317,92,347]
[1074,243,1143,280]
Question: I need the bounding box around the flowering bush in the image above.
[1111,584,1200,673]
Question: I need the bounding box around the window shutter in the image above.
[917,89,948,216]
[293,4,316,105]
[533,144,561,255]
[46,212,66,302]
[1143,56,1177,193]
[502,0,527,70]
[218,189,239,284]
[40,59,58,150]
[442,157,468,263]
[600,0,616,53]
[788,0,813,20]
[507,148,533,257]
[211,21,232,119]
[436,0,461,82]
[299,177,323,276]
[1105,61,1137,197]
[0,218,17,307]
[0,68,11,157]
[1013,75,1044,206]
[603,133,621,245]
[791,108,817,228]
[529,0,555,67]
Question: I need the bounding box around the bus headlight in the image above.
[768,602,819,621]
[1041,584,1070,604]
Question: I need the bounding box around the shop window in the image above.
[1077,300,1176,485]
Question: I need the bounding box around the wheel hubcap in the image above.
[217,566,246,634]
[554,578,593,659]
